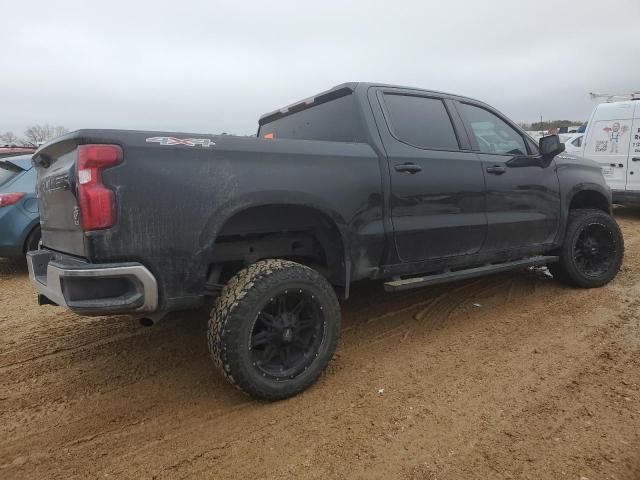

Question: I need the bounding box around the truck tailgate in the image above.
[35,142,85,257]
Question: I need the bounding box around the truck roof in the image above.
[589,100,640,121]
[258,82,487,126]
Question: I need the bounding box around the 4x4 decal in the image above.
[145,137,215,147]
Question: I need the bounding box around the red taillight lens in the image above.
[0,192,26,207]
[77,144,123,231]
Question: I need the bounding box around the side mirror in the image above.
[539,134,565,159]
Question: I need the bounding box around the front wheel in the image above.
[549,208,623,288]
[208,259,341,400]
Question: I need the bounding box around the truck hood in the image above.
[554,152,602,171]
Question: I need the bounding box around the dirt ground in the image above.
[1,209,639,480]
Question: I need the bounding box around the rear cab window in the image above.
[258,92,366,143]
[382,94,459,150]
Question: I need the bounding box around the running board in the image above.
[384,255,559,292]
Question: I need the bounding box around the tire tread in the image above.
[551,208,623,288]
[207,259,340,400]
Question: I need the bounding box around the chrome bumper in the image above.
[27,249,158,314]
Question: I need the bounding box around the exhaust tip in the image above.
[138,312,167,327]
[139,317,155,327]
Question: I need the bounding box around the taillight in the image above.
[77,144,122,231]
[0,192,25,207]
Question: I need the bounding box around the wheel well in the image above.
[210,205,346,286]
[569,190,609,213]
[23,223,41,254]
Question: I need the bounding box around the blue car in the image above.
[0,155,40,257]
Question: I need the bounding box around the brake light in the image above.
[0,192,25,207]
[77,144,122,231]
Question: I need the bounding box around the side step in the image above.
[384,255,559,292]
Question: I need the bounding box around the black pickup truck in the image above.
[28,82,623,400]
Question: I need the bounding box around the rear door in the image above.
[582,102,635,191]
[455,101,560,251]
[625,102,640,192]
[374,89,487,262]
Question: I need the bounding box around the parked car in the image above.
[28,82,622,400]
[580,99,640,203]
[559,133,584,154]
[0,155,40,257]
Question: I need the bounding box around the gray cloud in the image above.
[2,0,639,135]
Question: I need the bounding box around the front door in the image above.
[376,91,487,262]
[455,101,560,251]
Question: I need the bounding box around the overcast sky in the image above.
[2,0,639,136]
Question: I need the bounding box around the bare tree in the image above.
[1,131,20,146]
[22,124,68,147]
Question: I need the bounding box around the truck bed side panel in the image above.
[59,131,385,310]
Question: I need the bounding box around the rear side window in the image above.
[383,94,459,150]
[459,103,527,155]
[258,94,365,143]
[0,162,21,188]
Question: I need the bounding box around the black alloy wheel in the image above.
[572,222,616,278]
[549,208,623,288]
[250,289,325,380]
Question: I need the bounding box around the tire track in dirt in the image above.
[0,336,214,446]
[341,272,536,353]
[0,320,160,370]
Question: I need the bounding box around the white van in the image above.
[581,100,640,203]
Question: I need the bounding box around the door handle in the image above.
[486,165,506,175]
[394,163,422,174]
[632,158,640,162]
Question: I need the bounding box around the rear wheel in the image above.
[550,209,623,288]
[208,259,341,400]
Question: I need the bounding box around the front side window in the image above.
[383,94,459,150]
[459,103,527,155]
[571,136,583,147]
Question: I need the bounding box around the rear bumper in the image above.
[26,249,158,314]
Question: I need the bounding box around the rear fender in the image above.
[197,191,352,291]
